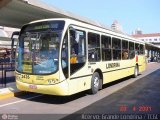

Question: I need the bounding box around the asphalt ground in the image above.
[62,69,160,120]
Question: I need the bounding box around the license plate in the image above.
[29,84,37,89]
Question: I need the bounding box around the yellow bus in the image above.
[16,18,146,95]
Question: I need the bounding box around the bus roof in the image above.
[27,18,145,44]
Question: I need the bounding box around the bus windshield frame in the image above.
[16,20,65,75]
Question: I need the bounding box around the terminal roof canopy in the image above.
[0,0,104,29]
[0,0,67,28]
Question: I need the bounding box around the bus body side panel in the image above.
[98,60,134,84]
[137,55,146,72]
[67,64,92,95]
[67,76,92,95]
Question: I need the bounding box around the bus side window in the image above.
[88,32,100,62]
[101,35,112,61]
[122,40,129,60]
[135,43,140,55]
[140,44,144,55]
[112,37,121,60]
[129,42,135,59]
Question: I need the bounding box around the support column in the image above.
[147,49,150,57]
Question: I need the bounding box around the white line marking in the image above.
[0,94,43,108]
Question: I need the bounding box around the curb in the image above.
[0,88,24,100]
[0,91,24,100]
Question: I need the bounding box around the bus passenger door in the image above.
[68,26,88,94]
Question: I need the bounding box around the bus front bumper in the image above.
[16,80,69,96]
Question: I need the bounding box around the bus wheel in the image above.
[89,72,100,94]
[133,65,139,78]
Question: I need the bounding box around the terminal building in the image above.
[132,29,160,61]
[132,29,160,48]
[0,27,8,37]
[132,33,160,48]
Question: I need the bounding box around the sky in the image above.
[41,0,160,34]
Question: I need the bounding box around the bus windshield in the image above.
[16,20,65,74]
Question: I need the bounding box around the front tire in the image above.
[89,72,100,94]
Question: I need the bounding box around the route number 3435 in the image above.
[21,74,30,79]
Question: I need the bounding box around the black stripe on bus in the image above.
[70,64,142,80]
[103,64,142,73]
[89,62,97,65]
[103,66,135,73]
[70,74,92,80]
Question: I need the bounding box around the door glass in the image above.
[70,28,86,75]
[62,32,69,78]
